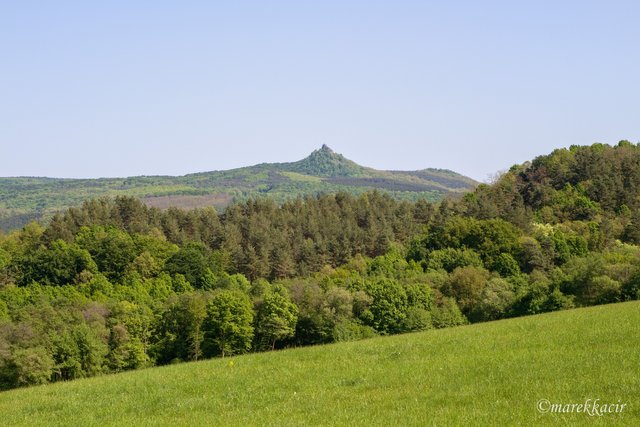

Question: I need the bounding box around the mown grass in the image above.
[1,301,638,426]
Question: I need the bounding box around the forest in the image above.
[1,142,640,391]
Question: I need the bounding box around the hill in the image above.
[461,140,640,228]
[0,145,477,231]
[0,301,637,426]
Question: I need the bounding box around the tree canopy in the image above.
[1,142,640,391]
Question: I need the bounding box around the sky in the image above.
[1,1,639,182]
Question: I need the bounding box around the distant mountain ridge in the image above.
[0,146,477,231]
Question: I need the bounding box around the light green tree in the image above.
[203,290,254,358]
[255,291,298,350]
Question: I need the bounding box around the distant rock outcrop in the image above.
[279,145,368,177]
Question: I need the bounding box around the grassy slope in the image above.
[1,302,638,426]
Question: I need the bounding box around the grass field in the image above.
[1,301,638,426]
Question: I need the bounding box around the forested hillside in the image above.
[0,145,476,231]
[1,141,639,391]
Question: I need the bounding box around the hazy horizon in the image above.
[0,143,486,181]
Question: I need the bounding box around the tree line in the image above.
[2,141,640,390]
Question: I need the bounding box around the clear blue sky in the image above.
[1,1,638,181]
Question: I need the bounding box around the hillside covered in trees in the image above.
[1,141,639,391]
[0,145,476,231]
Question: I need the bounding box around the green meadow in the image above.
[1,301,638,426]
